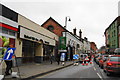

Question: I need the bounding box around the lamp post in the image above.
[64,16,71,29]
[64,16,71,61]
[64,16,71,48]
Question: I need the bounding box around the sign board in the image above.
[73,54,79,59]
[59,37,66,50]
[3,48,16,60]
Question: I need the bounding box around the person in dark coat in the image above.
[4,44,14,75]
[56,53,60,65]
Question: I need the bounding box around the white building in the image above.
[62,31,83,60]
[83,37,91,53]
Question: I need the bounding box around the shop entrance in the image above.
[22,40,37,63]
[43,44,54,61]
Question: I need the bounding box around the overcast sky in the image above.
[1,0,120,49]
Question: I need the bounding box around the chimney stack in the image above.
[84,37,88,41]
[79,29,82,39]
[73,28,76,35]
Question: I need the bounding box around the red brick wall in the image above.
[90,42,97,52]
[42,19,65,37]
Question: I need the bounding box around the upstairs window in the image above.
[47,25,54,32]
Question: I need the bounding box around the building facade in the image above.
[104,16,120,49]
[83,37,91,53]
[62,31,83,60]
[41,17,67,59]
[0,4,18,73]
[16,15,58,64]
[90,42,98,54]
[41,17,66,37]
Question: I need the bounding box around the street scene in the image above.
[0,0,120,80]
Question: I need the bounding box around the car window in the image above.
[110,57,120,62]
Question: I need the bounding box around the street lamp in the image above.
[64,16,71,29]
[64,16,71,47]
[64,16,71,61]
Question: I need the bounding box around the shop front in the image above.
[18,26,56,64]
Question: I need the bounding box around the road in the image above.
[37,61,120,80]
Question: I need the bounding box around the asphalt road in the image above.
[37,61,120,80]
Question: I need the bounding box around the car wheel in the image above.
[103,67,106,72]
[101,66,103,69]
[100,65,103,69]
[106,71,111,76]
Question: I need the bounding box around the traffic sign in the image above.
[73,54,79,59]
[3,48,16,60]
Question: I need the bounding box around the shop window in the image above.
[9,38,15,47]
[9,31,15,36]
[2,28,8,34]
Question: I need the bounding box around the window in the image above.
[114,30,116,36]
[9,31,15,36]
[2,28,8,34]
[2,28,16,36]
[47,25,54,32]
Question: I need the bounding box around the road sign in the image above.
[73,54,79,59]
[3,48,16,60]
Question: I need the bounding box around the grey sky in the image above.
[1,0,120,49]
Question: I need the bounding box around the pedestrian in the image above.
[4,44,14,75]
[56,53,60,65]
[50,54,54,64]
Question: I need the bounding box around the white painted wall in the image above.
[63,32,83,53]
[83,40,91,53]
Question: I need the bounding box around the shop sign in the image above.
[59,37,66,50]
[24,35,39,41]
[20,26,55,46]
[44,41,49,45]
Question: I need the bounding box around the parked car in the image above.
[103,55,120,76]
[114,48,120,54]
[98,55,109,69]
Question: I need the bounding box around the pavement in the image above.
[3,61,73,80]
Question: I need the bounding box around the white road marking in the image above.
[93,67,96,71]
[97,73,103,80]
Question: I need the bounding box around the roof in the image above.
[41,17,68,32]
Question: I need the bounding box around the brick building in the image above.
[41,17,67,37]
[90,42,98,54]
